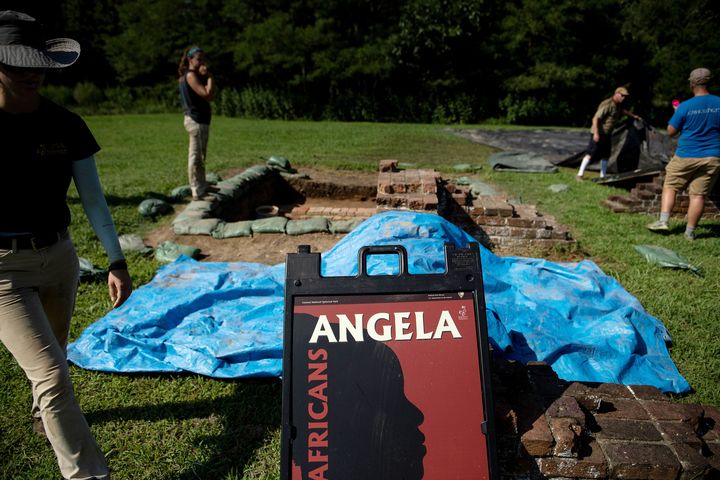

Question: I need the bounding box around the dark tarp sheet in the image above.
[448,122,673,175]
[446,127,588,157]
[553,119,673,174]
[68,211,690,393]
[487,151,559,173]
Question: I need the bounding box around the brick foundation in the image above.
[492,358,719,479]
[603,173,720,218]
[174,161,575,249]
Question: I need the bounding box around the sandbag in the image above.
[78,257,106,283]
[329,218,366,234]
[138,198,173,217]
[172,218,221,236]
[266,155,297,173]
[286,217,330,235]
[212,221,254,238]
[118,234,153,255]
[634,245,702,276]
[170,186,192,202]
[155,241,201,263]
[251,216,288,234]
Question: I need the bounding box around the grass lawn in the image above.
[1,114,718,479]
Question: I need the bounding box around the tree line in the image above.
[15,0,720,125]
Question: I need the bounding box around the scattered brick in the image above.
[520,414,554,457]
[702,405,720,442]
[705,442,720,476]
[547,397,586,425]
[378,159,398,172]
[669,442,711,480]
[628,385,670,402]
[537,440,608,479]
[593,418,662,442]
[658,421,704,447]
[602,442,682,480]
[643,402,704,430]
[594,398,651,421]
[549,417,583,457]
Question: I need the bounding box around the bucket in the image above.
[255,205,279,218]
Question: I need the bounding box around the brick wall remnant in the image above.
[492,357,719,479]
[603,172,720,218]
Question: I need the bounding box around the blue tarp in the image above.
[68,211,690,393]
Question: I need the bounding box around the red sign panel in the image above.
[289,292,491,480]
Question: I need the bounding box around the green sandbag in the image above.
[251,216,288,234]
[170,185,192,202]
[78,257,106,283]
[138,198,173,217]
[329,218,366,234]
[212,221,254,238]
[155,241,201,263]
[634,245,702,276]
[266,155,297,173]
[118,234,153,255]
[206,172,222,184]
[172,218,221,236]
[286,217,330,235]
[453,163,482,172]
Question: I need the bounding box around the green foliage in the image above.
[26,0,720,122]
[621,0,720,120]
[40,84,75,106]
[432,93,477,124]
[217,87,295,119]
[73,82,105,106]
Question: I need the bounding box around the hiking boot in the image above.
[646,220,669,232]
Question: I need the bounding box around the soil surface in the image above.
[144,166,579,264]
[145,167,378,264]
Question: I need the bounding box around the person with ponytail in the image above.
[178,46,217,200]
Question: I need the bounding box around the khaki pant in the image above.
[184,115,210,198]
[0,235,109,480]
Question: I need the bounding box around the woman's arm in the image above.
[72,156,133,307]
[187,70,215,101]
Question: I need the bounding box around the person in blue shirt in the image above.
[647,68,720,240]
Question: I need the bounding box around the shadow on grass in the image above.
[68,192,186,206]
[86,377,282,479]
[698,223,720,240]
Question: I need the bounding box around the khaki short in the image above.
[664,155,720,196]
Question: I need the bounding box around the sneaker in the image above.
[646,220,669,232]
[684,231,695,241]
[575,175,584,182]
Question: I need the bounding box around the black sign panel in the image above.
[282,244,497,480]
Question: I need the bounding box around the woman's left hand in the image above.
[108,269,133,308]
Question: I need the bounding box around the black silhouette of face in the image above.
[291,316,426,480]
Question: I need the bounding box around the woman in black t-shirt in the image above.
[0,10,132,480]
[178,46,217,200]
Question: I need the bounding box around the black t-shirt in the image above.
[1,97,100,233]
[179,71,212,124]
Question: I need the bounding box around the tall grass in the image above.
[1,114,717,479]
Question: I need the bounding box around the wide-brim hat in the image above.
[0,10,80,69]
